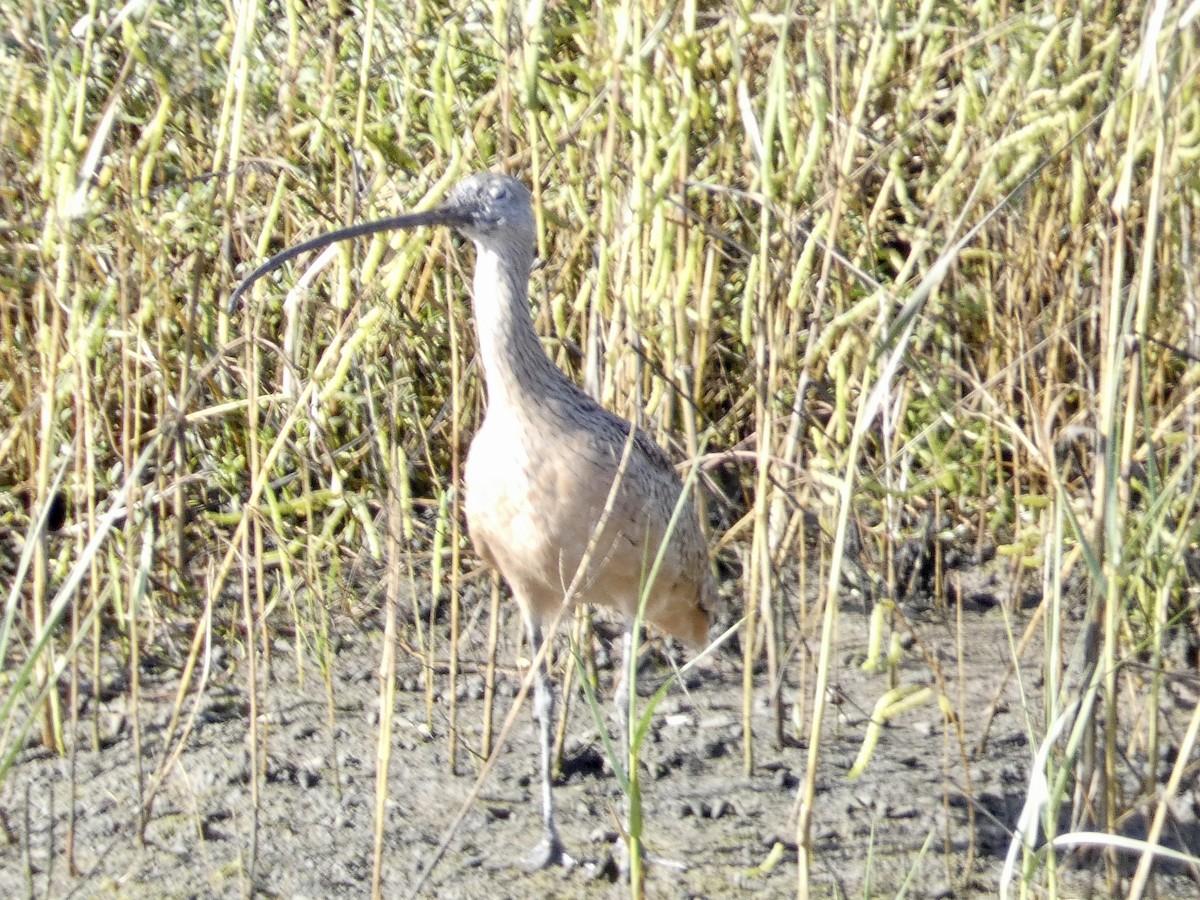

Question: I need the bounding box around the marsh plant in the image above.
[2,0,1199,896]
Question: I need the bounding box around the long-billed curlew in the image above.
[230,171,717,869]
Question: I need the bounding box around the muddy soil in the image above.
[2,570,1198,899]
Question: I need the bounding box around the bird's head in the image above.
[227,170,536,312]
[441,172,536,253]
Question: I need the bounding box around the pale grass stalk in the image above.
[426,486,450,729]
[1127,621,1200,897]
[370,456,403,900]
[480,574,502,760]
[550,609,590,779]
[129,518,153,841]
[953,581,975,880]
[222,0,260,212]
[352,0,377,149]
[238,435,262,886]
[446,269,464,775]
[1036,477,1069,893]
[32,278,66,754]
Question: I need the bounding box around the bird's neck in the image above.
[471,243,564,411]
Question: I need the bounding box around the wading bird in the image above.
[230,171,716,869]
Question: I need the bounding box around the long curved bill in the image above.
[227,205,470,314]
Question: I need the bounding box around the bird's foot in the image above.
[523,832,575,871]
[611,837,685,879]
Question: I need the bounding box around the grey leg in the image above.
[613,622,634,769]
[522,614,570,869]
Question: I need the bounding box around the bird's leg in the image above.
[522,615,571,870]
[613,622,634,772]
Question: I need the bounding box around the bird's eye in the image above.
[491,183,509,201]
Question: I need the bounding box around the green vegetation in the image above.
[2,0,1198,895]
